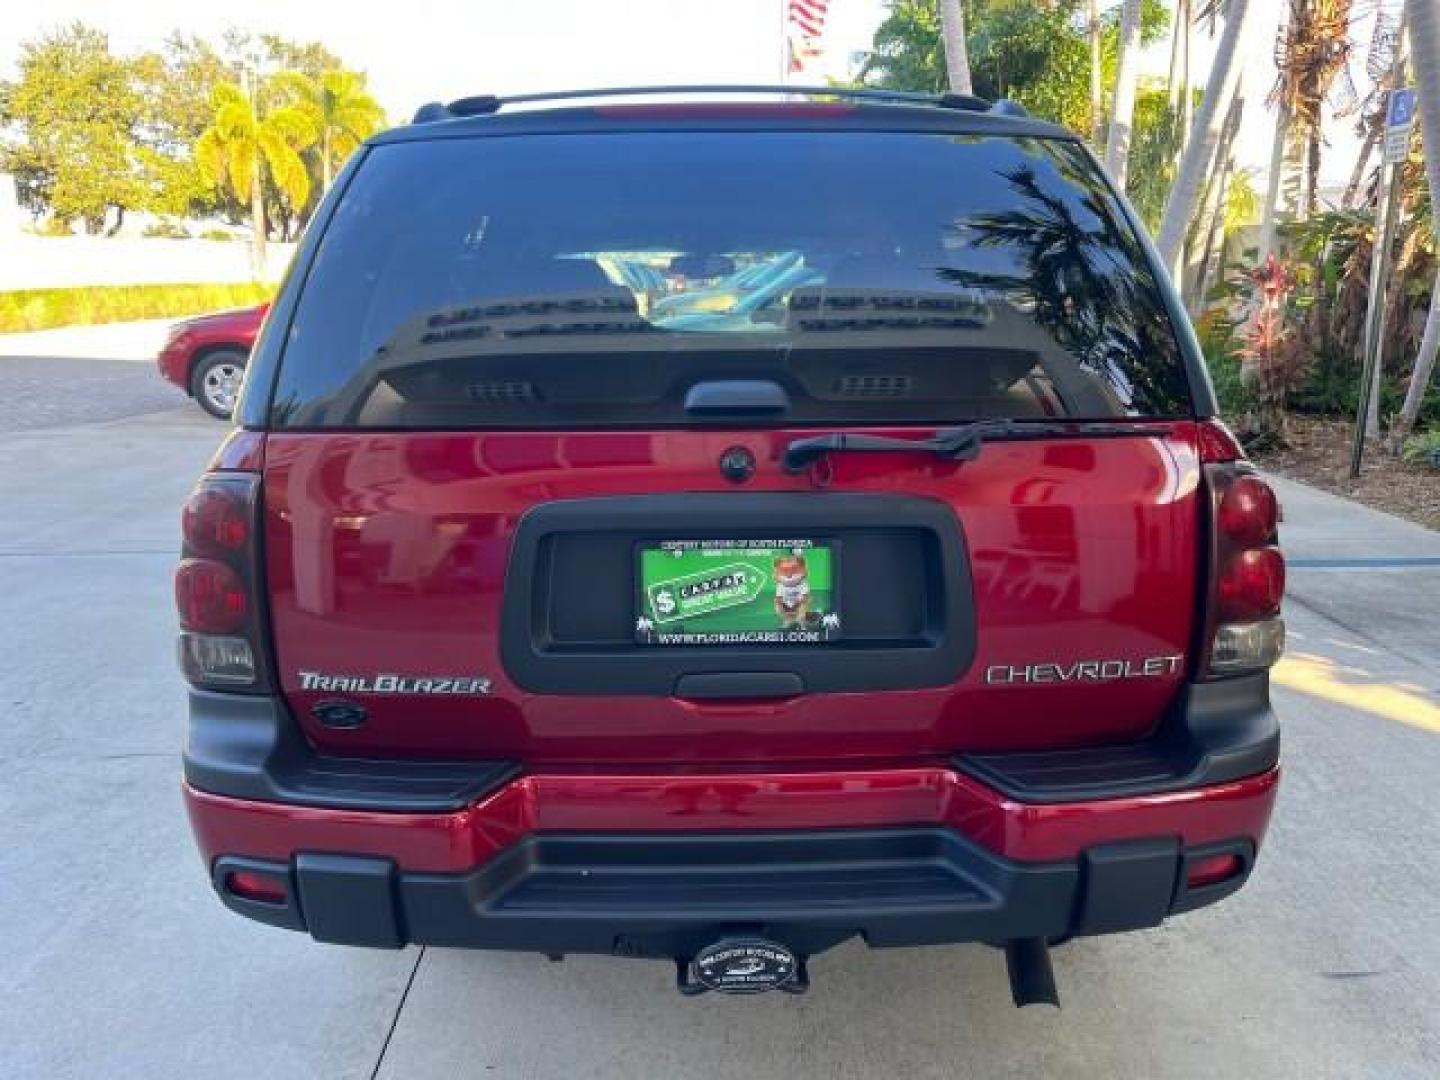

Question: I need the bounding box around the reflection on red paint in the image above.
[184,766,1278,874]
[260,423,1206,763]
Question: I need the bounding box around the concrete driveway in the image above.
[2,350,1438,1079]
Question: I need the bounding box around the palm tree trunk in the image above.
[1104,0,1144,186]
[1341,120,1378,209]
[322,130,333,193]
[1394,276,1440,448]
[1156,0,1258,278]
[1184,91,1243,308]
[1089,0,1103,144]
[939,0,973,95]
[1257,1,1294,261]
[1168,0,1193,172]
[1257,101,1291,260]
[250,160,267,279]
[1195,157,1234,304]
[1392,0,1440,445]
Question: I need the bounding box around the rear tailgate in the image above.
[255,121,1207,766]
[263,424,1201,762]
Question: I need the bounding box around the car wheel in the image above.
[190,349,247,420]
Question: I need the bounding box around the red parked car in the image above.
[156,303,268,419]
[178,87,1283,1005]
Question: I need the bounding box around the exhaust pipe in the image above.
[1004,938,1060,1008]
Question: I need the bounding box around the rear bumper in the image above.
[202,825,1264,957]
[183,677,1279,955]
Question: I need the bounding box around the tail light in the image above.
[176,473,271,691]
[1199,422,1285,678]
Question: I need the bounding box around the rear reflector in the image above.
[1186,852,1243,889]
[1210,617,1285,675]
[224,868,288,905]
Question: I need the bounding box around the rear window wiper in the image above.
[781,420,1172,473]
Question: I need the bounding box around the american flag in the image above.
[788,0,830,41]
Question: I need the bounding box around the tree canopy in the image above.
[860,1,1170,134]
[0,23,385,235]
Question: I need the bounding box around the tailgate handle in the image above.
[684,380,789,417]
[674,672,804,700]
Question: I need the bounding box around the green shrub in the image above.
[1204,343,1257,421]
[1400,430,1440,469]
[199,228,236,241]
[142,218,191,239]
[0,283,275,333]
[1290,346,1440,429]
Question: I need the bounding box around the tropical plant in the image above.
[1236,254,1308,439]
[195,80,317,271]
[1399,430,1440,467]
[860,1,1168,136]
[272,68,385,193]
[1125,83,1186,230]
[1269,1,1356,219]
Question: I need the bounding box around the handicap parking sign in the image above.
[1387,88,1417,130]
[1384,88,1417,163]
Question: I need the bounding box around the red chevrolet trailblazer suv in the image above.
[178,86,1283,1004]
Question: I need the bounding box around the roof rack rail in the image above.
[411,85,1028,124]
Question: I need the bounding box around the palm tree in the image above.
[939,0,973,94]
[1155,0,1259,278]
[1104,0,1145,185]
[196,80,317,273]
[1088,0,1104,144]
[1272,1,1356,219]
[1168,0,1194,135]
[274,69,385,193]
[1393,0,1440,446]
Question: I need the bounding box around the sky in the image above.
[0,0,889,118]
[0,1,1371,190]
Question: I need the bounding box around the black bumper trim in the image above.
[183,689,519,813]
[187,674,1276,815]
[210,827,1252,956]
[954,673,1279,803]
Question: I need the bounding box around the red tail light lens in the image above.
[1217,547,1285,622]
[182,487,249,555]
[1217,475,1279,549]
[175,558,248,633]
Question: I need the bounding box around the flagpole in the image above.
[779,0,790,84]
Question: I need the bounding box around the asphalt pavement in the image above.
[1,345,1438,1079]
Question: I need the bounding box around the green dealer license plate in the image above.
[635,539,840,646]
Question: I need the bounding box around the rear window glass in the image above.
[272,131,1192,428]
